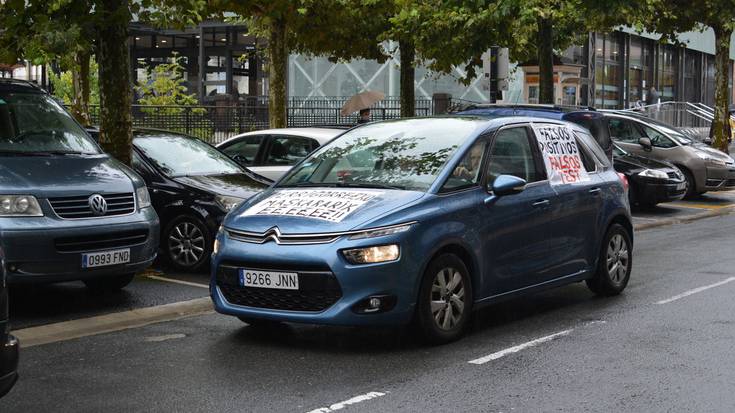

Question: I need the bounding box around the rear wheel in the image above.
[164,215,212,272]
[586,223,632,296]
[83,273,135,292]
[414,253,473,344]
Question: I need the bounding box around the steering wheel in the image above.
[231,153,251,165]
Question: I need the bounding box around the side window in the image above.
[608,118,644,143]
[576,141,598,173]
[221,135,264,165]
[641,125,677,148]
[441,140,486,192]
[486,127,543,186]
[265,136,318,166]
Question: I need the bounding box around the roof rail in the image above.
[448,102,596,113]
[0,78,44,91]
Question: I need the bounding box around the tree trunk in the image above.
[537,17,555,105]
[97,0,132,165]
[71,51,91,125]
[268,17,288,128]
[712,26,732,154]
[399,39,415,118]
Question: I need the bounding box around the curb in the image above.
[634,205,735,231]
[12,297,214,347]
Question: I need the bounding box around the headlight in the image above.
[0,195,43,217]
[342,244,400,264]
[215,195,245,212]
[136,186,151,209]
[348,223,414,240]
[695,151,727,166]
[638,169,669,180]
[213,226,223,254]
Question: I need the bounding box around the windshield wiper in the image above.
[0,150,54,157]
[279,181,405,190]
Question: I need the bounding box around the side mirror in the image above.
[703,137,713,146]
[639,137,653,151]
[489,174,527,196]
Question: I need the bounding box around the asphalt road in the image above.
[3,214,735,412]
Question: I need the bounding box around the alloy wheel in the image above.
[606,233,629,285]
[168,221,205,267]
[430,267,466,331]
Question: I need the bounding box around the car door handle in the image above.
[532,199,550,207]
[589,187,601,195]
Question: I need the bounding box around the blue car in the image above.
[211,116,633,343]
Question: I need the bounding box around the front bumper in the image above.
[210,231,420,327]
[0,327,18,398]
[2,207,159,283]
[703,166,735,191]
[635,179,687,204]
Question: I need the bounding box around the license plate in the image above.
[676,182,686,190]
[239,269,299,290]
[81,248,130,268]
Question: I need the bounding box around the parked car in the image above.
[604,112,735,198]
[0,246,18,398]
[131,129,270,272]
[453,104,614,160]
[216,127,345,181]
[613,144,686,207]
[210,116,633,343]
[0,79,159,290]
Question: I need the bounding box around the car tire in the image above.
[83,273,135,292]
[414,253,473,344]
[681,168,698,199]
[163,215,212,272]
[586,223,632,296]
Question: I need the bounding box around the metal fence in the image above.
[621,102,716,141]
[85,97,436,144]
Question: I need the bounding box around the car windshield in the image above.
[134,133,244,177]
[0,91,100,155]
[632,116,694,145]
[278,118,481,192]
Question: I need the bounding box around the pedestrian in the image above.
[357,108,371,124]
[646,86,659,106]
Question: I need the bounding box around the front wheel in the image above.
[163,215,212,272]
[586,223,632,296]
[414,253,473,344]
[83,273,135,292]
[681,168,698,199]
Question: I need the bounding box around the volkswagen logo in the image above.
[88,194,108,216]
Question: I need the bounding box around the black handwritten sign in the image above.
[533,124,590,185]
[242,189,382,222]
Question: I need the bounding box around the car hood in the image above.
[0,154,136,197]
[691,144,734,163]
[614,153,674,171]
[173,173,268,199]
[225,187,426,234]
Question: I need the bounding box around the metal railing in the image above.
[621,101,718,140]
[83,97,436,144]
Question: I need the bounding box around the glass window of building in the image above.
[704,55,716,106]
[683,50,701,103]
[595,33,623,109]
[657,45,679,102]
[628,37,654,107]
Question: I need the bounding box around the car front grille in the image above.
[55,229,149,253]
[48,193,135,219]
[666,171,682,180]
[216,264,342,312]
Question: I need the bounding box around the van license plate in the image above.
[239,269,299,290]
[82,249,131,268]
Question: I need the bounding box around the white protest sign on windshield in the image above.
[532,124,591,185]
[241,189,382,223]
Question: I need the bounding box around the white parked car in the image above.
[217,127,345,181]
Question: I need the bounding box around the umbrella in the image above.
[340,90,385,116]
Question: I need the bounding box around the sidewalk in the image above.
[633,190,735,230]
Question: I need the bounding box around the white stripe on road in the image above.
[144,274,209,289]
[306,391,387,413]
[655,277,735,305]
[468,329,573,365]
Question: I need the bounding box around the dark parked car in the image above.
[0,79,159,290]
[0,246,18,398]
[613,144,686,207]
[131,130,270,271]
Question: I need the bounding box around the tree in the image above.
[136,52,201,114]
[636,0,735,153]
[49,58,101,107]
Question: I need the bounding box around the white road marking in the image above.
[13,298,213,347]
[144,333,187,342]
[306,391,387,413]
[655,277,735,305]
[144,274,209,289]
[468,329,573,365]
